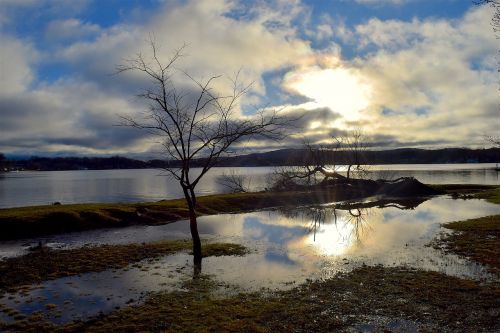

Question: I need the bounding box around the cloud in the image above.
[0,78,150,154]
[58,0,312,96]
[0,0,315,155]
[0,34,38,96]
[0,0,497,156]
[0,0,90,27]
[349,5,498,147]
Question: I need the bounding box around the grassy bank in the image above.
[0,241,248,292]
[430,184,498,194]
[431,187,500,277]
[0,186,430,241]
[475,187,500,204]
[2,266,498,332]
[438,215,500,276]
[0,181,479,241]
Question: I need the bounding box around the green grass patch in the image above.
[200,243,248,257]
[429,184,498,194]
[474,187,500,204]
[432,186,500,276]
[438,215,500,276]
[0,241,248,292]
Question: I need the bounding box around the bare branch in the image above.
[217,171,251,193]
[116,39,290,204]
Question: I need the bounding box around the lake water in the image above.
[1,196,499,324]
[0,163,498,208]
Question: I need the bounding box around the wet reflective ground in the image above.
[1,196,499,324]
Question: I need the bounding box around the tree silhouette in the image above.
[117,40,288,275]
[476,0,500,33]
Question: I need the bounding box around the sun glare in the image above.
[304,222,356,256]
[285,67,372,121]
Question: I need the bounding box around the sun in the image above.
[284,67,372,121]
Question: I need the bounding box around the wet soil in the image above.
[0,241,247,293]
[1,266,498,332]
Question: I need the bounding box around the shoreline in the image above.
[0,183,497,241]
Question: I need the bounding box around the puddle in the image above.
[0,253,193,324]
[352,316,421,333]
[1,196,499,324]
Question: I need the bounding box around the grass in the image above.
[0,240,248,292]
[429,184,498,194]
[431,187,500,277]
[474,187,500,204]
[0,189,396,240]
[0,185,496,242]
[2,266,498,332]
[438,215,500,276]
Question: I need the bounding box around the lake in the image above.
[0,164,498,208]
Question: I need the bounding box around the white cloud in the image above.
[0,35,37,96]
[0,0,497,155]
[350,5,498,147]
[0,0,315,155]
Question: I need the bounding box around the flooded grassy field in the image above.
[1,191,499,332]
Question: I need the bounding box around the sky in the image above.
[0,0,498,158]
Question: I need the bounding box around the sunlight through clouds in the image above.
[283,66,373,121]
[0,0,497,155]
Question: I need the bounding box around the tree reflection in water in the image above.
[279,197,428,249]
[192,197,428,276]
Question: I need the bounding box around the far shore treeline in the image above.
[0,148,499,172]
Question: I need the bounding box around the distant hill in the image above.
[4,148,499,171]
[209,147,500,167]
[9,156,148,171]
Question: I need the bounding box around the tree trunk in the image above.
[183,187,202,278]
[189,207,202,278]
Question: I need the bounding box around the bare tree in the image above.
[270,142,344,191]
[217,170,251,193]
[486,135,500,146]
[477,1,500,148]
[333,130,368,180]
[117,40,288,275]
[485,135,500,170]
[270,130,369,190]
[476,0,500,33]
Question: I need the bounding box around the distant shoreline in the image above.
[2,162,498,173]
[1,147,499,171]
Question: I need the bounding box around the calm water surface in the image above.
[0,196,499,324]
[0,164,499,208]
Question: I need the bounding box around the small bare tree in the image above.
[117,40,288,274]
[217,170,251,193]
[270,130,369,190]
[270,142,343,191]
[333,130,368,180]
[486,135,500,146]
